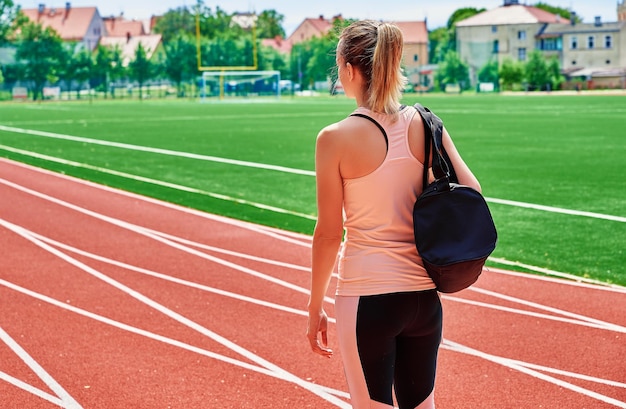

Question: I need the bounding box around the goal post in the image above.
[201,70,281,101]
[195,9,258,71]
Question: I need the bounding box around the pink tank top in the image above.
[336,106,435,296]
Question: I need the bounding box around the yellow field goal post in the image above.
[196,10,281,99]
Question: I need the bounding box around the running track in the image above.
[1,157,625,409]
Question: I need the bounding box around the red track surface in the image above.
[1,157,625,408]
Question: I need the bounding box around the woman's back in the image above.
[336,106,434,296]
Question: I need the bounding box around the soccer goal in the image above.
[201,70,281,101]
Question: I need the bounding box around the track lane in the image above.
[1,158,625,408]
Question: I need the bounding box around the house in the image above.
[99,34,164,67]
[21,3,105,50]
[536,6,626,88]
[262,15,340,54]
[103,15,146,38]
[262,16,429,88]
[456,0,626,87]
[456,0,561,82]
[99,14,164,67]
[393,21,429,88]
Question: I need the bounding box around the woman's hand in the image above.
[307,309,333,358]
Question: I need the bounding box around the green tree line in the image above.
[0,0,577,99]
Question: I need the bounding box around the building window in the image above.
[492,25,497,33]
[539,38,559,50]
[414,54,418,62]
[605,35,612,48]
[588,35,595,49]
[493,39,499,53]
[518,30,526,40]
[571,36,578,49]
[606,59,611,65]
[572,60,576,65]
[518,47,526,61]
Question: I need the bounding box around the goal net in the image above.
[201,71,281,101]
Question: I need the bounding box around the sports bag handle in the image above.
[413,103,457,186]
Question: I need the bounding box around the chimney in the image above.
[319,15,324,20]
[64,2,70,21]
[38,3,45,14]
[570,11,576,25]
[594,16,602,26]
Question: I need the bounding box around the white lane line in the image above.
[488,267,626,292]
[2,136,625,224]
[0,279,350,401]
[1,218,622,406]
[443,295,626,333]
[2,155,623,291]
[0,127,316,176]
[485,197,626,223]
[19,228,310,318]
[0,221,350,408]
[469,287,626,332]
[146,228,310,271]
[0,326,83,409]
[0,371,65,407]
[0,145,317,220]
[0,177,334,305]
[443,340,626,409]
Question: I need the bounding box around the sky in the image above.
[15,0,622,35]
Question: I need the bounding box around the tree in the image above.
[437,50,470,90]
[128,42,154,99]
[258,45,288,75]
[498,58,524,90]
[428,27,451,64]
[525,50,551,90]
[446,7,485,52]
[92,44,112,95]
[547,56,563,90]
[57,43,77,94]
[163,34,197,96]
[256,9,285,39]
[0,0,20,44]
[289,18,352,91]
[108,45,126,98]
[71,47,93,98]
[446,7,485,30]
[533,2,582,23]
[15,21,63,100]
[478,59,499,86]
[152,5,196,43]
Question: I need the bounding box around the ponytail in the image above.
[370,23,407,114]
[338,21,407,115]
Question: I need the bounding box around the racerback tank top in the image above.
[336,106,435,296]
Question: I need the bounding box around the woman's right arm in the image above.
[441,127,481,192]
[308,125,344,357]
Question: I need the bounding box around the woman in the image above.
[307,20,481,409]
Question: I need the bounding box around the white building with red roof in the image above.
[456,0,562,82]
[21,3,105,50]
[262,15,340,54]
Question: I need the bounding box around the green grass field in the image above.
[1,94,624,286]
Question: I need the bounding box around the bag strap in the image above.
[349,113,388,151]
[412,103,458,185]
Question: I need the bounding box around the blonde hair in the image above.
[338,20,407,114]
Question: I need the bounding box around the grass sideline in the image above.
[1,94,624,286]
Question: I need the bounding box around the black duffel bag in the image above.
[413,104,497,293]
